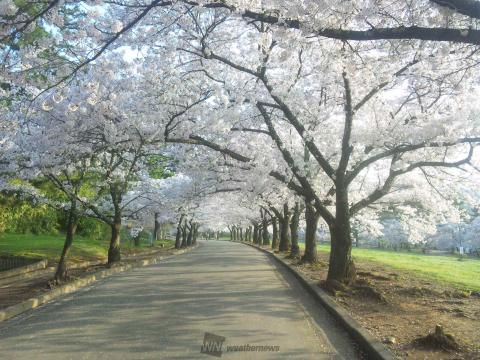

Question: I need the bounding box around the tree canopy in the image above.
[1,0,480,284]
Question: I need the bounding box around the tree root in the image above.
[353,284,388,303]
[345,259,357,285]
[356,271,390,281]
[285,252,301,260]
[299,259,327,270]
[398,286,442,298]
[415,325,460,352]
[321,279,349,296]
[49,271,71,287]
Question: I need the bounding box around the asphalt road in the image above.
[0,240,362,359]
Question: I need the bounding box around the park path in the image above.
[0,241,361,359]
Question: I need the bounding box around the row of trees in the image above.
[1,0,480,287]
[162,7,480,286]
[175,214,199,249]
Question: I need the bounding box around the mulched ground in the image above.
[274,249,480,360]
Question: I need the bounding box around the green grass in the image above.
[0,233,174,263]
[216,237,232,241]
[299,243,480,291]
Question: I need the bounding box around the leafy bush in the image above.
[76,217,110,240]
[121,227,152,246]
[0,193,61,234]
[0,192,111,240]
[137,229,152,244]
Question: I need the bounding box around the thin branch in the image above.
[350,145,475,215]
[230,127,270,135]
[165,134,252,162]
[337,71,354,176]
[347,137,480,185]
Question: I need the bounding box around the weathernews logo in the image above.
[200,332,280,357]
[200,332,225,357]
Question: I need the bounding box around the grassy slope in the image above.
[299,243,480,291]
[0,233,174,263]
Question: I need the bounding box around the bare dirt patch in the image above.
[278,250,480,360]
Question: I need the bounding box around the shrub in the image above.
[0,193,60,234]
[76,217,110,240]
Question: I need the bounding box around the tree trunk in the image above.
[271,217,279,249]
[253,224,259,244]
[187,221,193,246]
[153,212,160,242]
[302,201,319,263]
[54,203,78,282]
[278,203,291,252]
[108,188,123,264]
[240,228,243,241]
[289,202,300,258]
[327,189,356,284]
[192,224,198,245]
[175,215,184,249]
[181,220,188,248]
[262,220,270,246]
[108,219,122,264]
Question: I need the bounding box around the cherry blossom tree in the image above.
[14,57,178,265]
[161,9,480,285]
[3,0,479,114]
[3,0,480,288]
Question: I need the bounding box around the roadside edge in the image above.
[238,241,397,360]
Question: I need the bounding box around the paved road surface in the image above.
[0,241,362,359]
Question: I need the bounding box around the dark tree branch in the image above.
[11,0,480,100]
[429,0,480,19]
[184,44,336,181]
[353,58,420,113]
[257,102,335,223]
[269,170,307,196]
[163,90,212,138]
[231,127,270,135]
[347,137,480,185]
[165,134,252,162]
[350,145,475,215]
[34,0,175,98]
[337,71,354,176]
[211,187,242,193]
[242,10,480,45]
[1,0,59,44]
[258,98,336,180]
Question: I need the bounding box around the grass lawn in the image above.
[299,243,480,291]
[0,233,174,263]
